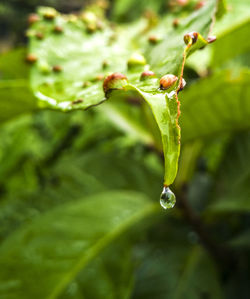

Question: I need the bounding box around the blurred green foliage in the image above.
[0,0,250,298]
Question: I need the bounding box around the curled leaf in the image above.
[27,2,217,192]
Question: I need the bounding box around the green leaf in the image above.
[0,49,38,124]
[27,2,216,111]
[133,245,223,299]
[149,0,215,75]
[180,70,250,143]
[187,0,250,72]
[28,6,143,111]
[111,0,162,22]
[216,0,227,19]
[27,2,216,187]
[228,229,250,249]
[207,186,250,213]
[0,80,38,124]
[206,131,250,214]
[121,85,181,186]
[211,0,250,66]
[213,0,250,36]
[212,20,250,67]
[100,32,210,187]
[97,99,157,147]
[0,191,159,299]
[0,48,29,79]
[60,241,135,299]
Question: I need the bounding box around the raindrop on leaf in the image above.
[160,186,176,209]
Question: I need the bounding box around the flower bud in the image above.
[28,13,40,25]
[53,25,63,33]
[52,65,62,72]
[26,54,37,64]
[81,11,97,24]
[195,1,206,10]
[86,23,97,33]
[38,61,51,74]
[184,32,198,45]
[159,74,178,90]
[148,35,161,44]
[41,7,57,20]
[103,72,128,95]
[127,53,146,69]
[172,18,179,28]
[140,70,156,81]
[35,32,44,40]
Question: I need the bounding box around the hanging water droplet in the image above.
[160,186,176,209]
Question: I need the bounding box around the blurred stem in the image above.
[171,140,234,265]
[177,184,235,267]
[43,124,82,166]
[36,124,82,187]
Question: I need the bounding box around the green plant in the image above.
[0,0,250,298]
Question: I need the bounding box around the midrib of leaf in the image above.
[48,202,160,299]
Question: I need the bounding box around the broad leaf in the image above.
[27,2,216,186]
[60,241,135,299]
[0,191,159,299]
[212,20,250,67]
[149,0,216,75]
[180,70,250,142]
[0,49,38,124]
[0,80,38,124]
[213,0,250,35]
[228,229,250,249]
[208,0,250,67]
[27,5,214,110]
[186,0,250,73]
[28,7,144,111]
[133,244,223,299]
[0,48,29,80]
[207,132,250,214]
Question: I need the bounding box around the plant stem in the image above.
[177,184,235,267]
[44,124,82,166]
[35,124,82,187]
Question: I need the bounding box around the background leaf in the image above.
[0,80,38,124]
[132,232,223,299]
[180,69,250,142]
[207,131,250,214]
[0,191,159,299]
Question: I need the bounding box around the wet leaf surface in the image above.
[0,191,159,299]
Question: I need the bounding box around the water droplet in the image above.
[160,186,176,209]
